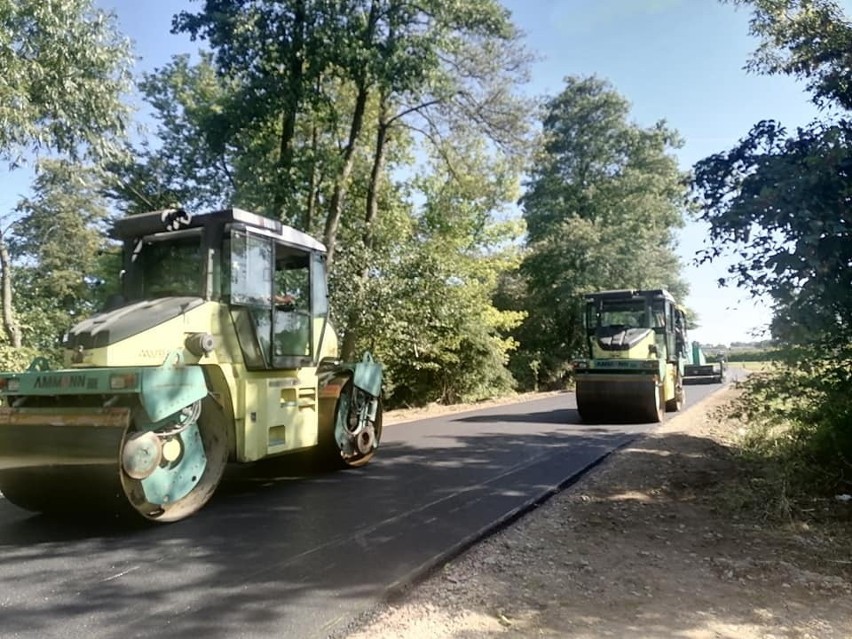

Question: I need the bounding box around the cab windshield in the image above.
[598,303,647,328]
[126,231,204,300]
[586,299,668,331]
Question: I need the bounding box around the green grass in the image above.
[736,360,775,372]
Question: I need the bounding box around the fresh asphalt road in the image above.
[0,380,733,639]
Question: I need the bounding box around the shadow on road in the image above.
[0,390,728,639]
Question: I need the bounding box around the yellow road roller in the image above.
[573,289,688,423]
[0,207,383,522]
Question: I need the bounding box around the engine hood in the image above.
[64,297,206,350]
[595,326,653,351]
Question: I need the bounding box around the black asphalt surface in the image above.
[0,381,730,639]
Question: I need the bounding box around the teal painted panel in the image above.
[351,352,383,397]
[140,365,207,423]
[140,423,206,505]
[0,367,141,395]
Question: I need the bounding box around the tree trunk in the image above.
[364,97,391,248]
[322,76,369,269]
[304,122,319,232]
[322,0,379,268]
[0,233,22,348]
[274,0,306,220]
[340,94,392,360]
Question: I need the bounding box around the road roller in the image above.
[0,207,383,522]
[572,289,688,423]
[684,341,727,384]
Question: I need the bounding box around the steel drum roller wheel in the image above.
[0,396,229,523]
[0,410,130,517]
[665,381,685,413]
[575,378,664,424]
[323,378,382,469]
[120,395,229,522]
[637,383,664,423]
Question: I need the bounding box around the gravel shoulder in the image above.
[345,384,852,639]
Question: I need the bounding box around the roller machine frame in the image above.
[0,207,383,523]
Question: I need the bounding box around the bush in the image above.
[0,344,43,372]
[729,348,852,499]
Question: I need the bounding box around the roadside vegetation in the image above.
[693,1,852,506]
[734,361,774,372]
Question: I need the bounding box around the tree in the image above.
[511,76,689,389]
[728,0,852,110]
[0,0,132,349]
[170,0,533,265]
[336,143,526,406]
[110,1,535,406]
[9,161,117,358]
[0,0,132,165]
[339,2,534,358]
[693,0,852,494]
[695,0,852,346]
[693,118,852,344]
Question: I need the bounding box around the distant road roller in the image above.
[0,208,383,522]
[573,289,688,423]
[684,341,727,384]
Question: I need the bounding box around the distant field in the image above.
[735,361,776,372]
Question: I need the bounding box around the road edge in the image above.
[334,381,735,638]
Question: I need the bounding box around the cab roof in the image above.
[584,289,677,304]
[111,207,327,254]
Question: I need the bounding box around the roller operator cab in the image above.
[0,207,383,523]
[572,289,688,423]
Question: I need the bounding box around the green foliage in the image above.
[9,160,117,352]
[0,0,131,354]
[165,0,534,235]
[728,0,852,110]
[694,3,852,348]
[509,76,689,389]
[699,1,852,347]
[693,119,852,344]
[720,350,778,362]
[728,350,852,495]
[696,0,852,497]
[0,344,41,372]
[0,0,132,165]
[333,145,526,406]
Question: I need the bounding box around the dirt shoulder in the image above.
[346,385,852,639]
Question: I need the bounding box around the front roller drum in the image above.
[0,397,228,523]
[576,376,664,424]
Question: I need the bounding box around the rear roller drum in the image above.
[323,378,382,468]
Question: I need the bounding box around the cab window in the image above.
[272,247,312,365]
[224,228,315,369]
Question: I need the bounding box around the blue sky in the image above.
[5,0,848,345]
